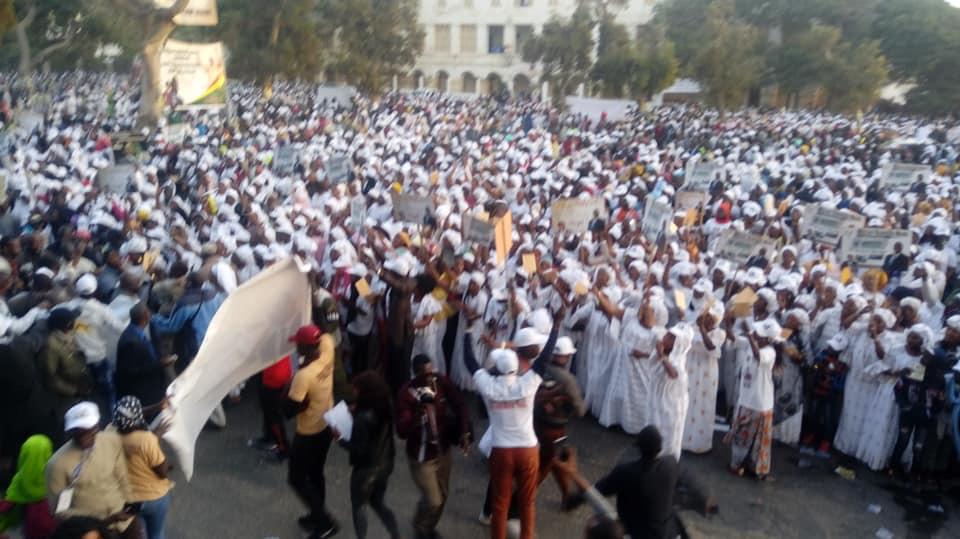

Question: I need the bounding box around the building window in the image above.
[460,24,477,53]
[491,0,500,6]
[435,24,451,53]
[517,0,531,6]
[515,25,533,53]
[464,0,473,7]
[488,25,505,54]
[437,0,445,7]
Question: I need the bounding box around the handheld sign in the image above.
[550,197,605,233]
[273,145,297,175]
[96,164,137,195]
[839,228,912,267]
[463,215,495,245]
[714,230,776,266]
[391,193,435,224]
[683,161,720,192]
[326,153,350,183]
[641,197,672,242]
[881,162,931,192]
[802,205,866,246]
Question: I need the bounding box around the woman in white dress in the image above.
[411,275,446,375]
[651,324,695,460]
[683,302,726,453]
[450,272,488,390]
[596,296,668,432]
[833,309,900,470]
[584,285,623,415]
[772,309,809,445]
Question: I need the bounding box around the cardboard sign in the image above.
[839,228,912,267]
[522,253,537,274]
[273,145,297,175]
[15,110,43,135]
[494,212,513,266]
[714,230,776,266]
[96,164,136,194]
[641,197,672,242]
[326,153,350,183]
[730,287,758,318]
[675,190,708,211]
[463,214,495,245]
[550,197,606,233]
[802,205,866,246]
[391,193,435,224]
[355,278,372,298]
[683,161,720,192]
[881,162,931,192]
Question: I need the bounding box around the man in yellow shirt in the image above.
[284,325,338,539]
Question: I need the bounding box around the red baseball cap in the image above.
[288,325,322,345]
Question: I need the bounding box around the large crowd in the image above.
[1,71,960,539]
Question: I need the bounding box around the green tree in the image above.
[822,39,888,113]
[218,0,324,85]
[590,16,633,97]
[109,0,191,126]
[654,0,711,72]
[522,3,594,105]
[8,0,86,76]
[631,29,679,101]
[872,0,960,114]
[690,0,763,109]
[767,24,841,107]
[319,0,423,93]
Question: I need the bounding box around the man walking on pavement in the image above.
[284,324,339,538]
[396,354,472,539]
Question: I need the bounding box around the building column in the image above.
[451,24,460,55]
[392,75,398,91]
[541,80,549,102]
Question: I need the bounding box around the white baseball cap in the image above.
[491,348,519,375]
[75,273,98,296]
[554,336,577,356]
[513,327,547,350]
[64,401,100,431]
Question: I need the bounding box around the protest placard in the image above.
[714,230,776,266]
[675,190,708,211]
[802,205,866,246]
[349,196,366,230]
[550,197,605,233]
[96,164,136,194]
[159,40,227,108]
[163,122,192,144]
[326,153,350,183]
[839,228,912,267]
[391,193,435,224]
[272,145,297,175]
[641,197,672,242]
[881,162,931,191]
[683,161,720,192]
[463,214,495,245]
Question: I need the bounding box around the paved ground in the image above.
[165,393,960,539]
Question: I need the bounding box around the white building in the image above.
[404,0,657,97]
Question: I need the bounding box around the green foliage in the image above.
[689,0,764,109]
[217,0,324,83]
[822,39,888,113]
[767,24,842,101]
[654,0,710,73]
[319,0,424,93]
[0,0,14,36]
[522,3,594,104]
[871,0,959,115]
[591,20,678,101]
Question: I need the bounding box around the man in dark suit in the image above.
[115,303,173,414]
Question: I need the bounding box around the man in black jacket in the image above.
[115,303,173,415]
[396,354,472,539]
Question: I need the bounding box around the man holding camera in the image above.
[396,354,472,539]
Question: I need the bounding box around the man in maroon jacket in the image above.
[396,354,472,539]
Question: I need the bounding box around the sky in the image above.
[949,0,960,7]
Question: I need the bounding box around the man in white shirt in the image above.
[464,325,558,539]
[73,273,126,414]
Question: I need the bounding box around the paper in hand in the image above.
[323,401,354,442]
[355,278,372,298]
